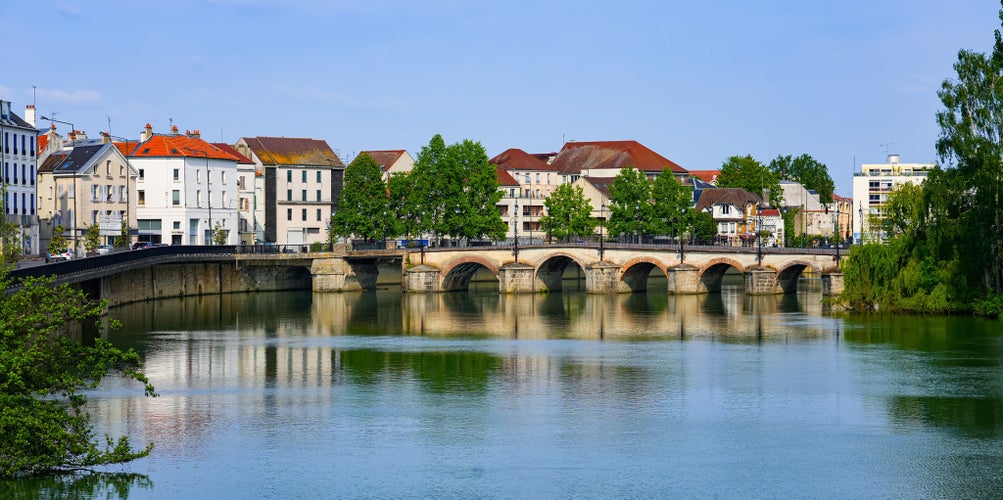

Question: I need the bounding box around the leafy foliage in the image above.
[606,168,651,239]
[0,273,156,478]
[84,225,100,254]
[540,183,597,241]
[769,154,835,203]
[114,222,129,249]
[331,153,390,241]
[48,226,69,255]
[716,155,783,207]
[688,210,718,243]
[649,169,692,238]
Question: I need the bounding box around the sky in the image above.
[1,0,998,195]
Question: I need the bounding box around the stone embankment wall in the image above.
[98,261,312,307]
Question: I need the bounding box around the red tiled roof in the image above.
[550,140,687,175]
[497,166,520,187]
[760,208,781,216]
[489,148,558,171]
[38,135,49,153]
[38,151,67,173]
[131,135,240,161]
[583,176,615,198]
[211,142,255,164]
[241,136,344,167]
[359,150,406,172]
[688,170,719,184]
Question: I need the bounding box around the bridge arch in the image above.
[618,257,669,292]
[775,260,821,294]
[535,253,588,292]
[439,256,500,292]
[698,258,746,293]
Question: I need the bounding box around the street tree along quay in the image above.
[0,273,156,477]
[607,167,652,241]
[841,2,1003,316]
[769,154,834,204]
[332,153,390,242]
[539,183,596,241]
[649,168,693,240]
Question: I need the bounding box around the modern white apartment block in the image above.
[851,154,934,243]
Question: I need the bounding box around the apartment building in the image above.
[851,154,934,243]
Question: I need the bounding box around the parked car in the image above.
[45,249,73,263]
[131,241,151,250]
[97,244,113,255]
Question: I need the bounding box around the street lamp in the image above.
[40,115,77,255]
[757,205,764,266]
[858,203,864,244]
[512,203,519,263]
[599,203,605,261]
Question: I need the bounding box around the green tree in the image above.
[0,220,22,266]
[114,221,129,249]
[540,183,597,241]
[48,225,69,254]
[0,272,156,477]
[689,210,718,243]
[211,222,227,245]
[649,169,692,239]
[388,171,419,240]
[769,154,835,203]
[607,167,652,241]
[935,3,1003,294]
[331,153,390,241]
[716,155,783,207]
[84,224,100,254]
[880,183,924,239]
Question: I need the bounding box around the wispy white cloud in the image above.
[38,88,102,105]
[56,2,82,18]
[275,85,410,111]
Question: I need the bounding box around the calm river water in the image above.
[11,279,1003,498]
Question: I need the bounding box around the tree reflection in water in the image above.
[2,472,152,499]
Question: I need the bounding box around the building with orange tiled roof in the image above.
[129,124,240,245]
[550,140,688,184]
[357,149,414,181]
[235,136,344,246]
[490,148,562,241]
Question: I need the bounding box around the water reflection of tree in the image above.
[2,472,152,499]
[338,349,501,394]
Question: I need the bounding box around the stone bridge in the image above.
[322,243,845,296]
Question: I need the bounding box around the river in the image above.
[9,279,1003,498]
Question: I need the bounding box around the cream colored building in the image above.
[851,154,934,243]
[37,141,137,255]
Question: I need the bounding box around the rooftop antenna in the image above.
[107,115,112,137]
[880,143,893,156]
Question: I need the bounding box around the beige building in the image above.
[37,141,137,255]
[851,154,934,242]
[490,148,562,242]
[235,137,344,246]
[357,149,415,182]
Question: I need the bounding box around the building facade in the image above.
[851,154,934,243]
[1,101,39,255]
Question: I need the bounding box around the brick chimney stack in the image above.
[141,123,153,142]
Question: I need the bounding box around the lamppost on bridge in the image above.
[858,203,864,245]
[512,203,519,263]
[40,115,77,256]
[599,203,605,262]
[756,205,764,266]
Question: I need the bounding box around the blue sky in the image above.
[1,1,997,195]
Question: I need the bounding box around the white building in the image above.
[213,142,261,244]
[851,154,934,243]
[130,125,239,245]
[1,101,39,255]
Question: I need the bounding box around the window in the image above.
[302,209,307,221]
[139,168,145,180]
[316,209,322,221]
[536,173,540,183]
[221,172,226,184]
[721,205,732,215]
[238,176,245,190]
[197,170,202,184]
[316,171,322,183]
[173,168,180,181]
[316,190,322,202]
[197,190,202,207]
[302,171,307,183]
[92,210,99,224]
[287,208,292,220]
[138,190,146,206]
[301,190,307,201]
[287,170,292,182]
[287,189,292,201]
[173,221,181,230]
[172,190,180,206]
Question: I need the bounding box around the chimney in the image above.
[141,123,153,142]
[171,125,179,135]
[888,154,900,164]
[24,104,35,127]
[101,131,111,144]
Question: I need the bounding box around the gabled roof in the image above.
[38,134,49,153]
[582,176,615,199]
[359,150,407,172]
[688,170,719,184]
[241,136,344,167]
[131,135,239,161]
[550,140,687,175]
[38,151,67,173]
[497,166,520,187]
[211,142,254,164]
[693,188,761,212]
[489,148,558,171]
[51,144,113,175]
